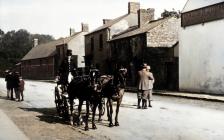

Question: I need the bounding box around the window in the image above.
[99,34,103,50]
[91,37,94,52]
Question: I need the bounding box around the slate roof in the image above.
[110,17,169,41]
[86,13,136,35]
[182,0,224,12]
[22,32,81,60]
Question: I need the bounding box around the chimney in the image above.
[103,19,112,24]
[81,23,89,32]
[33,38,38,47]
[128,2,140,14]
[70,28,75,36]
[138,8,155,27]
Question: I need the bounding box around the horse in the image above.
[67,68,101,131]
[98,68,127,127]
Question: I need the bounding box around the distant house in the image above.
[85,2,142,74]
[109,8,180,90]
[21,23,89,80]
[179,0,224,94]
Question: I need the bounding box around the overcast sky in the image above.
[0,0,187,39]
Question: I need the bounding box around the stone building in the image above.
[85,2,141,74]
[179,0,224,94]
[109,9,180,90]
[21,23,88,80]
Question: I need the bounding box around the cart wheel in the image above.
[55,87,63,117]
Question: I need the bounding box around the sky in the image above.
[0,0,187,39]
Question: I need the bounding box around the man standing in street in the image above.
[137,64,154,109]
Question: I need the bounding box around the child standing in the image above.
[18,76,25,101]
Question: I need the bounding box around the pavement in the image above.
[125,87,224,103]
[0,109,29,140]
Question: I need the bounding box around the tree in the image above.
[161,9,180,18]
[0,28,55,75]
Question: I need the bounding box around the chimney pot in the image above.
[81,23,89,32]
[70,28,75,36]
[33,38,38,47]
[103,19,112,24]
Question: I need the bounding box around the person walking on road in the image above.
[146,65,154,107]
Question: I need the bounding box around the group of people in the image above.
[137,63,155,109]
[4,70,25,101]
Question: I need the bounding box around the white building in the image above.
[179,0,224,94]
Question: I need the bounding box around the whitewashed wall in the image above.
[179,19,224,94]
[68,32,87,68]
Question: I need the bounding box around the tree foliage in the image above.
[161,9,180,18]
[0,29,55,74]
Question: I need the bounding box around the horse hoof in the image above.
[115,122,119,126]
[85,126,89,131]
[98,118,102,122]
[109,123,113,127]
[92,125,97,129]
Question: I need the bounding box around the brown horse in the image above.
[98,68,127,127]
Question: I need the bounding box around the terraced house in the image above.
[109,9,180,90]
[21,23,88,80]
[85,2,141,74]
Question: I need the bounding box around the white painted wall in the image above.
[68,32,88,68]
[179,19,224,94]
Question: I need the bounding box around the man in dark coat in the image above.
[5,70,13,99]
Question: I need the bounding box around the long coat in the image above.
[138,69,153,90]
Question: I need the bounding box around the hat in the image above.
[146,66,151,70]
[142,63,147,68]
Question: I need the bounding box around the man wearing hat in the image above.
[137,63,154,109]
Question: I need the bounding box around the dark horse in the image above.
[67,68,101,131]
[98,68,127,127]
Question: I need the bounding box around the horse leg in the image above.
[77,100,83,126]
[69,99,74,125]
[84,101,90,131]
[92,102,97,129]
[106,99,110,121]
[108,98,113,127]
[98,98,103,122]
[115,89,124,126]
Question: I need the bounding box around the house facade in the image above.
[21,23,88,80]
[85,2,140,74]
[109,8,180,90]
[179,0,224,94]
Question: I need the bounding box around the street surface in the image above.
[0,78,224,140]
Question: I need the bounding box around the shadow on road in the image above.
[19,107,69,125]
